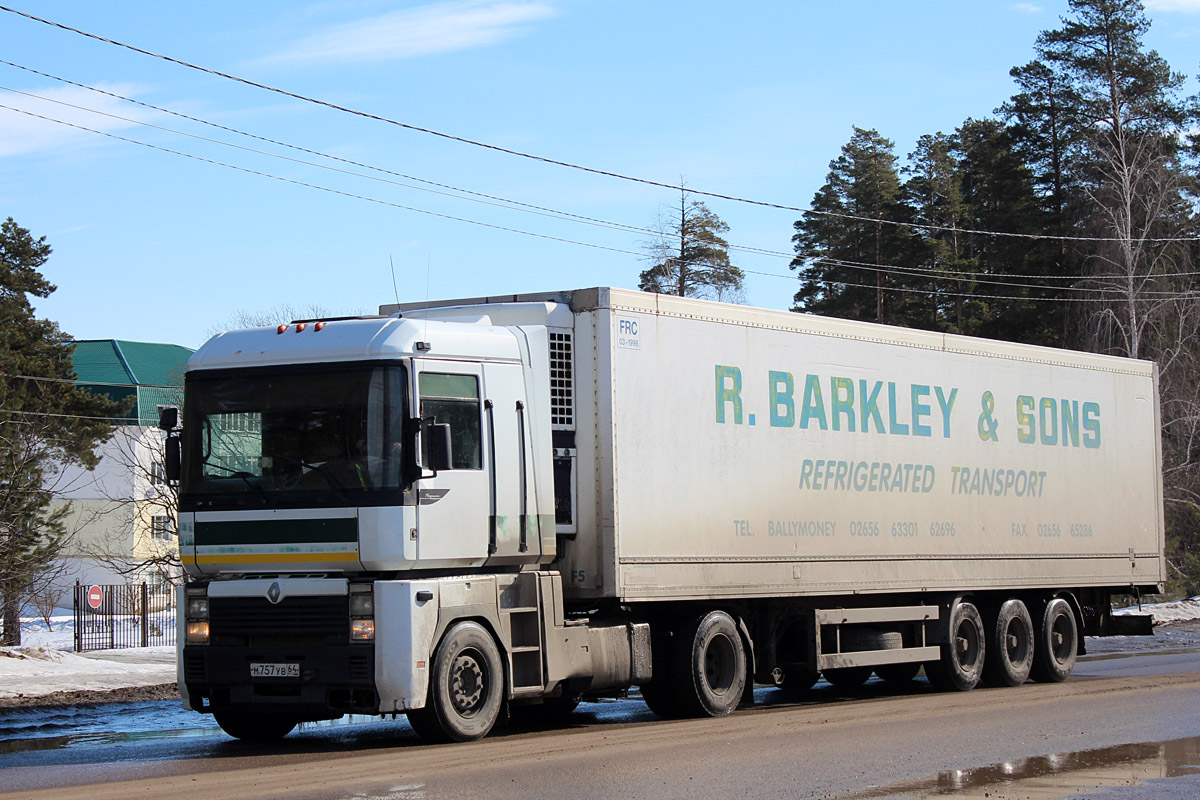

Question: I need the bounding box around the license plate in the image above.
[250,662,299,678]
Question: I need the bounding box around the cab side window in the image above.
[419,373,482,470]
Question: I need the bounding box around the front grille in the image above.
[210,595,347,646]
[185,653,207,682]
[349,655,372,682]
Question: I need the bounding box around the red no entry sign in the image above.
[87,584,103,610]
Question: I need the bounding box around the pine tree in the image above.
[953,118,1060,346]
[792,127,920,326]
[0,218,124,645]
[639,191,744,301]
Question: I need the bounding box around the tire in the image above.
[405,705,443,741]
[823,666,873,688]
[213,712,297,741]
[413,620,504,742]
[670,610,747,717]
[874,662,921,685]
[1031,597,1079,683]
[507,693,581,728]
[776,666,820,697]
[983,598,1035,687]
[640,632,685,719]
[925,599,986,692]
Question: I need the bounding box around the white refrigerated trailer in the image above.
[173,287,1163,742]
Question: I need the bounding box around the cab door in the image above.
[412,361,489,565]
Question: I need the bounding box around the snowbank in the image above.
[1,599,1198,701]
[1114,597,1200,625]
[0,646,175,699]
[1,615,174,700]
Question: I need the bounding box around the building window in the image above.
[151,515,174,541]
[151,462,167,485]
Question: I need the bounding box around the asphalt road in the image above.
[4,646,1200,800]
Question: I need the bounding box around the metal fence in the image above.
[72,582,177,652]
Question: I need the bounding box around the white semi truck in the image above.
[171,288,1163,742]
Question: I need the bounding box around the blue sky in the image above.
[2,1,1198,348]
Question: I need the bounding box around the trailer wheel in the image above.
[1031,597,1078,683]
[983,598,1035,687]
[874,662,921,685]
[411,620,504,742]
[824,666,873,688]
[671,610,747,717]
[925,600,986,692]
[213,712,297,740]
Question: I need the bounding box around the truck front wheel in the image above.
[409,621,504,742]
[213,712,297,741]
[671,610,747,717]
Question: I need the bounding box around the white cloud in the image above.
[1145,0,1200,11]
[265,1,557,64]
[1011,3,1045,14]
[0,83,152,158]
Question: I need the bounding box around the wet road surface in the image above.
[2,630,1199,799]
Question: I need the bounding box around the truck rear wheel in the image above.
[874,662,921,685]
[824,667,872,688]
[213,711,297,740]
[983,598,1035,687]
[670,610,747,717]
[777,666,820,697]
[925,599,986,692]
[411,620,504,742]
[1031,597,1078,683]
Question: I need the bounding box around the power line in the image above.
[6,97,1194,303]
[743,266,1200,304]
[4,374,183,391]
[0,102,648,259]
[3,5,1196,245]
[796,256,1199,297]
[0,59,652,237]
[13,96,1195,303]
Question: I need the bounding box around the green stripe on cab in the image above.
[195,518,358,546]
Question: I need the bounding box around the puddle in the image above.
[850,737,1200,799]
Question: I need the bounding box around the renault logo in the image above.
[267,581,282,604]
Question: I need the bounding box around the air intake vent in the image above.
[549,331,574,429]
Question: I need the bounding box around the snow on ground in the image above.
[1114,596,1200,625]
[1,615,175,699]
[0,599,1198,700]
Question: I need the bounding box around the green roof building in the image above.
[70,339,193,425]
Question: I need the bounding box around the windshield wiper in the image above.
[200,462,268,503]
[262,450,351,503]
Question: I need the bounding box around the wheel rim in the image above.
[1049,612,1074,665]
[1005,615,1031,665]
[955,617,981,671]
[450,650,486,717]
[703,633,738,695]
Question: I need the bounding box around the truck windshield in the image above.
[180,364,409,507]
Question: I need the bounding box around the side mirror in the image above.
[158,407,179,431]
[428,423,453,473]
[164,435,182,482]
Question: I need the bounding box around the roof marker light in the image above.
[315,321,326,332]
[296,323,307,332]
[277,325,288,334]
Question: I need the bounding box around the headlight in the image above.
[187,597,209,619]
[186,621,210,644]
[350,619,375,641]
[349,593,374,616]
